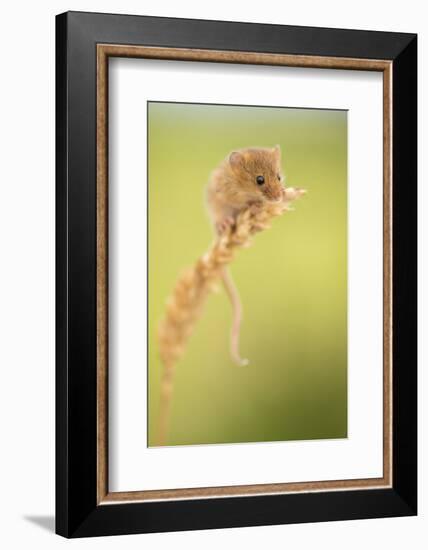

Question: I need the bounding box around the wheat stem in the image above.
[155,188,305,446]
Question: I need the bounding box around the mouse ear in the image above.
[229,151,244,168]
[272,144,281,158]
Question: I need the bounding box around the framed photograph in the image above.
[56,11,417,538]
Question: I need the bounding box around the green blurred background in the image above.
[147,101,347,446]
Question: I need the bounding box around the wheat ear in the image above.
[155,187,306,446]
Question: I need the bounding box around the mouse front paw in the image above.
[216,216,235,235]
[247,199,263,208]
[247,200,264,216]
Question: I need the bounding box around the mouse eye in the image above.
[256,175,265,185]
[277,174,281,181]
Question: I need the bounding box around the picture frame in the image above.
[56,11,417,538]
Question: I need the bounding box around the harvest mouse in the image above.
[206,146,287,366]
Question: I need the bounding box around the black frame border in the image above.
[56,11,417,538]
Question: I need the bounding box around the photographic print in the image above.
[57,14,417,536]
[148,101,348,447]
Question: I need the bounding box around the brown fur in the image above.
[206,146,285,232]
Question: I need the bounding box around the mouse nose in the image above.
[264,184,283,202]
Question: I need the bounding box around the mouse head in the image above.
[229,146,284,202]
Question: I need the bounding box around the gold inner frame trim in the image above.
[96,44,393,505]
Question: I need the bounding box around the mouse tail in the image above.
[221,268,249,366]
